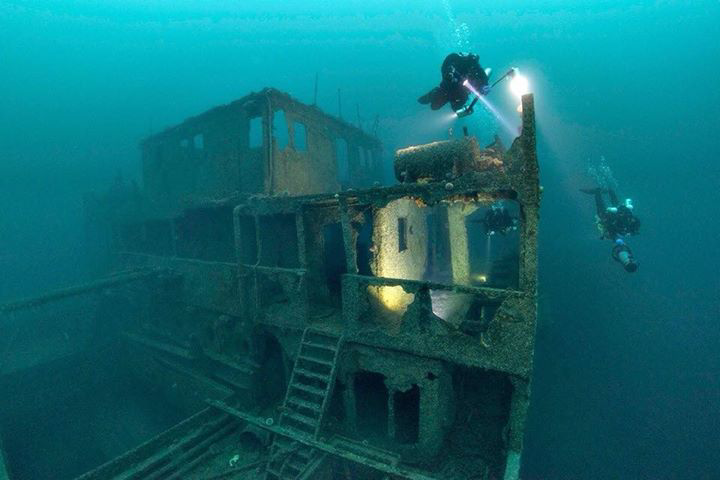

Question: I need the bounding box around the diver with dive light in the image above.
[418,53,490,115]
[581,187,641,273]
[418,53,526,118]
[483,204,518,236]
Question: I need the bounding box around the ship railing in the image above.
[341,274,520,335]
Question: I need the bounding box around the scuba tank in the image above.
[612,238,638,273]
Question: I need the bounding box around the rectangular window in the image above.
[249,116,263,149]
[398,217,408,252]
[193,133,204,149]
[273,110,289,150]
[294,122,307,151]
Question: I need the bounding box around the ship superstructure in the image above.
[0,88,539,480]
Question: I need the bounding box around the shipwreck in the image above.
[0,87,540,480]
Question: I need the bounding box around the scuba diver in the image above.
[418,53,490,115]
[482,204,518,236]
[581,187,641,273]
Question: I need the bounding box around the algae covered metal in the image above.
[1,88,540,480]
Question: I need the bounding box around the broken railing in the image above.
[341,274,519,335]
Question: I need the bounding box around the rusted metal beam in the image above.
[206,399,437,480]
[0,268,162,315]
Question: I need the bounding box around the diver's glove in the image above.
[480,85,491,95]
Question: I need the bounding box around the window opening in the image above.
[398,217,408,252]
[323,222,347,297]
[193,134,204,149]
[249,116,263,149]
[272,110,289,150]
[354,372,388,438]
[294,122,307,151]
[393,385,420,444]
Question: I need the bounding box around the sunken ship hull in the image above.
[0,88,539,480]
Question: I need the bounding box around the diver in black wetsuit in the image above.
[418,53,490,112]
[482,204,517,236]
[581,187,641,272]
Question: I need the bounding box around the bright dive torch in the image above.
[456,67,530,117]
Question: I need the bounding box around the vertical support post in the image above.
[503,376,531,480]
[387,386,396,441]
[295,208,308,268]
[263,92,274,194]
[343,373,358,432]
[338,199,358,275]
[517,93,539,294]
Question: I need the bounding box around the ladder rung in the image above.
[270,440,313,462]
[297,355,334,368]
[295,368,329,382]
[304,329,339,341]
[287,398,322,414]
[291,383,325,396]
[283,411,317,428]
[303,340,337,352]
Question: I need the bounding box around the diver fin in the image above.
[428,87,449,110]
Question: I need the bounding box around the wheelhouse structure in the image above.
[0,89,539,480]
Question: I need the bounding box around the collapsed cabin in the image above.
[0,88,539,480]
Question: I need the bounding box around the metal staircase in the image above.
[265,328,343,480]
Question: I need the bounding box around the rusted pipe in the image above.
[0,268,162,315]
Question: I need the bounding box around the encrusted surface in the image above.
[8,91,541,480]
